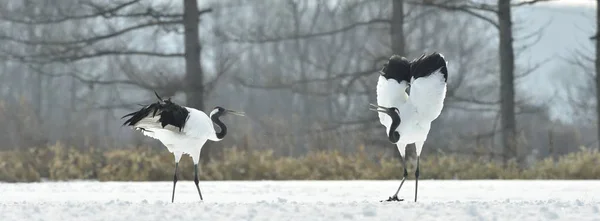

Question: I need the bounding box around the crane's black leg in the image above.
[171,162,179,203]
[415,156,420,202]
[194,164,204,201]
[384,156,408,202]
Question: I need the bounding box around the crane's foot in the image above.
[382,195,404,202]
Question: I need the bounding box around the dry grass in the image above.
[1,143,599,182]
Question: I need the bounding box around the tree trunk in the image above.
[596,0,600,150]
[391,0,414,158]
[498,0,517,166]
[419,6,427,50]
[391,0,406,55]
[183,0,209,162]
[291,2,308,155]
[67,77,77,147]
[24,0,43,121]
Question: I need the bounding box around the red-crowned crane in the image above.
[122,92,245,203]
[371,52,448,202]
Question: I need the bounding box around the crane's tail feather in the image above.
[154,91,163,101]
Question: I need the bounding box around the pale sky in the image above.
[511,0,595,122]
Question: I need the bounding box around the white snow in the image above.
[1,180,600,221]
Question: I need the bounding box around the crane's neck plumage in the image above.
[209,109,227,140]
[387,110,401,143]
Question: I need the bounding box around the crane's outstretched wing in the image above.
[380,55,412,84]
[122,98,218,145]
[376,76,409,129]
[410,52,448,81]
[376,55,411,132]
[408,52,448,122]
[122,100,190,137]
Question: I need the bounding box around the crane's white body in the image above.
[393,69,447,155]
[132,108,220,164]
[374,52,447,202]
[375,56,447,157]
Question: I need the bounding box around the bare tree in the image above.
[595,0,600,150]
[0,0,572,165]
[412,0,552,165]
[217,0,517,159]
[391,0,406,55]
[574,0,600,150]
[498,0,517,165]
[0,0,217,150]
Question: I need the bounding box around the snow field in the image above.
[1,180,600,221]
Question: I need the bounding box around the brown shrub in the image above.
[1,144,600,182]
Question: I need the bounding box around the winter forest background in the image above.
[1,0,599,181]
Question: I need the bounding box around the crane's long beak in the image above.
[369,103,391,110]
[369,103,389,113]
[369,107,387,114]
[225,109,245,116]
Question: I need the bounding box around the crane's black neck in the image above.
[211,111,227,139]
[387,111,401,143]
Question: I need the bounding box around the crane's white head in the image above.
[210,106,246,118]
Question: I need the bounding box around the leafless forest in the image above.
[0,0,597,168]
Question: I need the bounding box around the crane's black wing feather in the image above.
[409,52,448,82]
[122,99,189,132]
[380,55,412,84]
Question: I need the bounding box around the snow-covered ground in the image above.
[1,180,599,221]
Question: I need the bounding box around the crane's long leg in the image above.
[384,143,407,202]
[414,141,424,202]
[191,140,206,201]
[194,164,204,201]
[172,162,179,203]
[386,156,408,202]
[415,156,420,202]
[171,151,182,203]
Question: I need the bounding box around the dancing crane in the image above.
[371,52,448,202]
[122,92,245,203]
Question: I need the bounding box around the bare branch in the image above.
[406,0,499,28]
[511,0,554,7]
[0,0,141,24]
[204,48,246,94]
[0,0,212,25]
[514,57,551,80]
[0,20,182,46]
[227,18,390,43]
[8,49,183,63]
[24,64,158,90]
